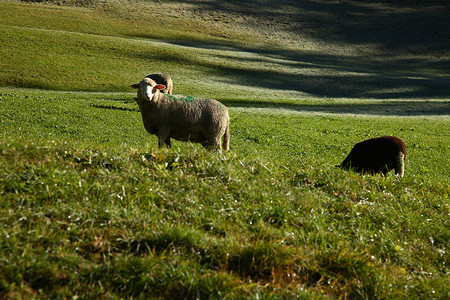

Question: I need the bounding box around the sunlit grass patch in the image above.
[0,0,449,297]
[0,118,448,297]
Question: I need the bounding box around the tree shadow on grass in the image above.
[102,0,450,117]
[104,90,448,117]
[90,103,137,112]
[221,99,450,117]
[123,39,450,99]
[210,62,450,99]
[175,0,450,54]
[150,0,450,99]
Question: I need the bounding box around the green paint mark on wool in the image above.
[166,94,196,103]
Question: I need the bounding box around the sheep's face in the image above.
[131,78,166,104]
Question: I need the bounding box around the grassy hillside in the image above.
[1,0,449,98]
[0,89,448,298]
[0,0,449,298]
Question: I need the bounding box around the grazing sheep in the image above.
[131,77,230,152]
[340,136,406,177]
[145,73,173,94]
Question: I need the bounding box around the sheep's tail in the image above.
[222,115,230,152]
[395,151,405,177]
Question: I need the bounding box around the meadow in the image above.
[0,0,449,298]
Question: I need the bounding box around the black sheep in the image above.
[340,136,406,177]
[145,73,173,95]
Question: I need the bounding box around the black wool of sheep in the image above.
[340,136,406,177]
[145,73,173,95]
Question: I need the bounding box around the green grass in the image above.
[1,89,448,298]
[0,1,449,298]
[0,1,268,96]
[2,1,449,99]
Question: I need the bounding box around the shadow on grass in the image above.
[6,0,450,101]
[130,39,450,99]
[96,94,448,117]
[137,0,450,99]
[221,99,450,116]
[90,103,137,112]
[174,0,450,53]
[119,35,450,99]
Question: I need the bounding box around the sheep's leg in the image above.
[212,137,222,153]
[394,152,405,177]
[157,127,171,148]
[157,137,171,148]
[202,139,222,153]
[164,137,172,148]
[203,128,223,152]
[222,123,230,152]
[158,137,165,148]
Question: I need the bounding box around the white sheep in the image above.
[131,77,230,152]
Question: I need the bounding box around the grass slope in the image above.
[0,89,448,298]
[1,0,449,98]
[0,0,449,298]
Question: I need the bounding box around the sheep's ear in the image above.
[130,83,140,89]
[155,84,166,91]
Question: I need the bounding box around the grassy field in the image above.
[1,0,449,298]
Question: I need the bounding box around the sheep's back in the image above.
[164,95,227,120]
[342,136,406,171]
[161,95,228,137]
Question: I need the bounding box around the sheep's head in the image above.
[131,78,166,103]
